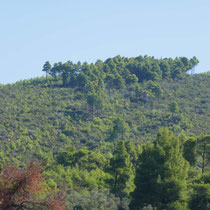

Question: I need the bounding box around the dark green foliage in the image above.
[109,141,134,197]
[108,117,130,142]
[125,141,139,166]
[86,94,103,117]
[45,55,199,89]
[129,128,189,209]
[56,147,107,170]
[183,138,197,166]
[146,80,163,97]
[197,135,210,173]
[169,101,179,113]
[42,61,52,79]
[189,173,210,210]
[66,189,129,210]
[189,183,210,210]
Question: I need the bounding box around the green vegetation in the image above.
[0,55,209,209]
[130,128,189,209]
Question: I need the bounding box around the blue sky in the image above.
[0,0,209,84]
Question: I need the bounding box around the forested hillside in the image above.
[0,55,209,209]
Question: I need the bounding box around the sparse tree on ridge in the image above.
[42,61,52,79]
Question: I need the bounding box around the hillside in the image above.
[0,55,209,209]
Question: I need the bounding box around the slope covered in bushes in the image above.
[0,55,209,209]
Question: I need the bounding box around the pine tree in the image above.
[109,117,129,142]
[125,140,139,166]
[189,173,210,210]
[42,61,52,79]
[109,141,133,197]
[169,101,179,113]
[129,128,189,210]
[197,135,210,173]
[189,183,210,210]
[183,137,197,166]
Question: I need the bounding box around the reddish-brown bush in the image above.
[0,161,65,210]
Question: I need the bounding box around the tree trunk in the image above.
[113,173,118,195]
[202,151,205,173]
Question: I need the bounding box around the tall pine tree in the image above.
[129,128,189,210]
[109,141,134,198]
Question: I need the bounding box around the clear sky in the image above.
[0,0,209,84]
